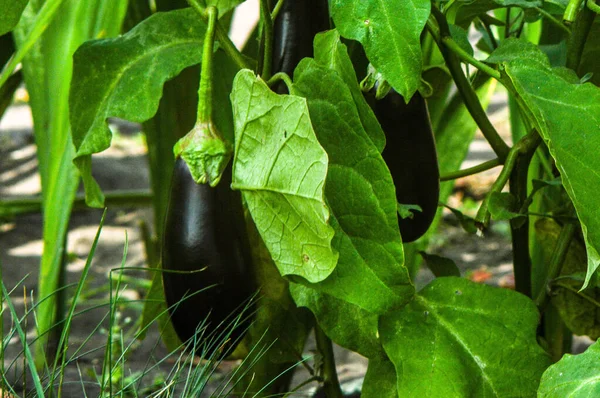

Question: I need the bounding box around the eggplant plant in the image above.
[2,0,600,396]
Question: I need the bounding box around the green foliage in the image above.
[539,341,600,397]
[0,0,28,35]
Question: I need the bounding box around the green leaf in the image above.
[330,0,430,99]
[312,30,385,152]
[578,19,600,87]
[198,0,243,16]
[489,39,600,289]
[446,0,542,26]
[420,252,461,277]
[488,191,525,221]
[0,0,28,35]
[379,277,551,397]
[289,283,381,358]
[362,354,399,398]
[538,341,600,397]
[70,8,208,207]
[292,59,414,313]
[535,218,600,340]
[230,69,337,283]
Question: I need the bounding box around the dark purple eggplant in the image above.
[162,158,254,357]
[271,0,330,93]
[373,90,440,243]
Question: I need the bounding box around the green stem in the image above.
[271,0,286,20]
[475,131,541,228]
[535,7,571,35]
[187,0,253,71]
[535,221,577,308]
[0,191,153,217]
[266,72,293,91]
[505,6,512,38]
[478,17,498,50]
[441,37,501,79]
[564,0,585,23]
[429,8,510,161]
[196,6,218,124]
[314,325,343,398]
[588,0,600,13]
[260,0,274,79]
[566,5,595,71]
[0,0,66,89]
[440,158,501,181]
[509,132,541,298]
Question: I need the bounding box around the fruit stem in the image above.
[196,6,218,124]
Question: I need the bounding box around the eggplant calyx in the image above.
[174,121,233,186]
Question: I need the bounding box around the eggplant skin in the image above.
[271,0,330,93]
[162,158,254,357]
[373,90,440,243]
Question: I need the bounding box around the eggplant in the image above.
[373,90,440,243]
[162,158,254,356]
[271,0,330,93]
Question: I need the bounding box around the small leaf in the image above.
[420,252,461,277]
[443,204,478,234]
[199,0,244,16]
[330,0,430,99]
[379,277,551,397]
[70,8,208,207]
[230,69,337,284]
[446,0,542,26]
[488,191,524,221]
[538,341,600,397]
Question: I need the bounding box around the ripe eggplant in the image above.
[271,0,330,93]
[373,90,440,243]
[162,158,254,356]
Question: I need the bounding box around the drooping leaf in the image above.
[488,191,525,221]
[230,69,337,283]
[420,252,461,277]
[330,0,430,99]
[292,59,414,314]
[538,341,600,397]
[70,8,208,207]
[312,30,385,152]
[535,219,600,340]
[488,38,600,289]
[379,277,551,397]
[0,0,28,35]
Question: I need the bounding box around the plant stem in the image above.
[196,6,218,124]
[187,0,253,71]
[0,191,153,217]
[441,37,501,79]
[266,72,293,91]
[260,0,274,79]
[440,158,501,181]
[566,5,595,71]
[554,280,600,308]
[535,7,572,35]
[429,8,510,161]
[509,133,541,298]
[314,325,343,398]
[271,0,286,20]
[564,0,585,23]
[535,221,577,308]
[478,17,498,50]
[589,0,600,13]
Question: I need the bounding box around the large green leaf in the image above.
[70,8,208,207]
[291,59,414,314]
[488,39,600,289]
[379,277,550,397]
[0,0,28,35]
[330,0,430,99]
[230,69,337,283]
[538,341,600,397]
[362,354,399,398]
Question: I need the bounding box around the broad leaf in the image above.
[199,0,243,16]
[0,0,28,35]
[488,191,524,221]
[380,277,550,397]
[488,39,600,289]
[330,0,430,99]
[578,19,600,87]
[292,59,414,314]
[362,354,399,398]
[70,8,208,207]
[312,30,385,152]
[230,69,337,283]
[538,341,600,397]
